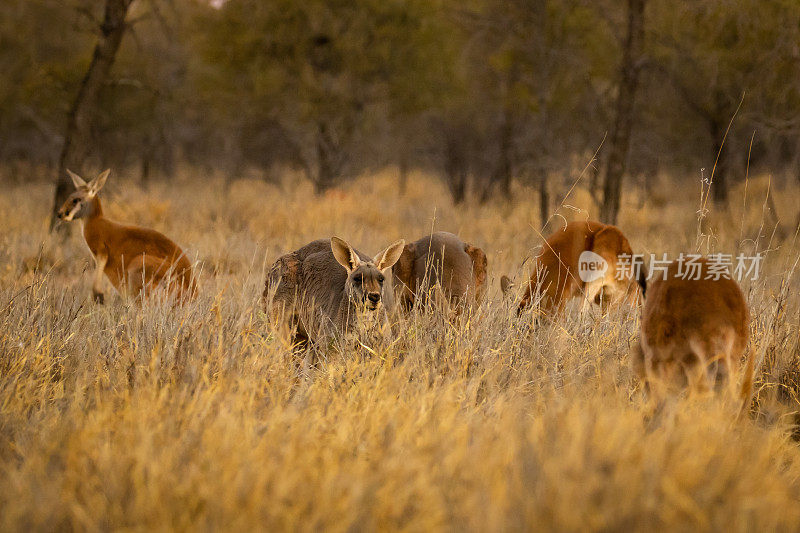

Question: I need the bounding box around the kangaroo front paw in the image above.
[93,291,105,304]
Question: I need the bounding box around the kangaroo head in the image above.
[591,226,643,302]
[57,169,110,221]
[331,237,405,311]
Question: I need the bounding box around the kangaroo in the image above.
[56,169,197,303]
[265,236,405,346]
[391,232,487,312]
[501,220,641,317]
[632,258,753,415]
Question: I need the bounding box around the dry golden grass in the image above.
[1,168,800,530]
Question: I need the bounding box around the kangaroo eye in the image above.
[353,275,362,284]
[377,274,385,283]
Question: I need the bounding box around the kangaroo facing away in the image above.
[57,169,197,303]
[632,258,753,416]
[391,232,487,312]
[265,237,405,347]
[501,220,641,317]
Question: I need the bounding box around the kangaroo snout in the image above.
[367,292,381,304]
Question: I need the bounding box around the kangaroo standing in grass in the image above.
[57,169,197,303]
[632,258,753,416]
[501,220,641,317]
[265,237,405,346]
[392,232,487,312]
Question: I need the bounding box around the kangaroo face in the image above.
[58,189,93,221]
[331,237,405,312]
[57,169,109,222]
[589,225,641,305]
[347,262,387,311]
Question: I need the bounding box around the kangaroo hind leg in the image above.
[125,255,172,301]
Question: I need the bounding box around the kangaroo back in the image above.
[635,258,750,407]
[392,232,486,311]
[515,220,638,315]
[266,240,353,339]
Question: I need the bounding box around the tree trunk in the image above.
[484,110,513,203]
[588,148,603,204]
[538,170,549,229]
[481,72,516,204]
[446,164,467,205]
[709,110,729,204]
[50,0,133,230]
[398,157,409,195]
[314,121,338,194]
[140,154,151,187]
[796,138,800,186]
[451,168,467,205]
[444,135,467,205]
[600,0,646,225]
[707,86,734,205]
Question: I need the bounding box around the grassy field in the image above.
[1,169,800,530]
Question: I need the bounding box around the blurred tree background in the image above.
[1,0,799,221]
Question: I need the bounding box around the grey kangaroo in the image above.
[265,236,405,347]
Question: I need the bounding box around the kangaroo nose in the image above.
[367,292,380,304]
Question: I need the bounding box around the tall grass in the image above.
[0,169,799,530]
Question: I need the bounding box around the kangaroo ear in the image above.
[66,169,88,190]
[465,244,487,289]
[88,169,110,196]
[500,275,515,296]
[331,236,360,272]
[592,227,624,255]
[374,240,406,271]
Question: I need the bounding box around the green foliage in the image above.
[0,0,94,156]
[635,0,800,188]
[190,0,454,187]
[1,0,799,192]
